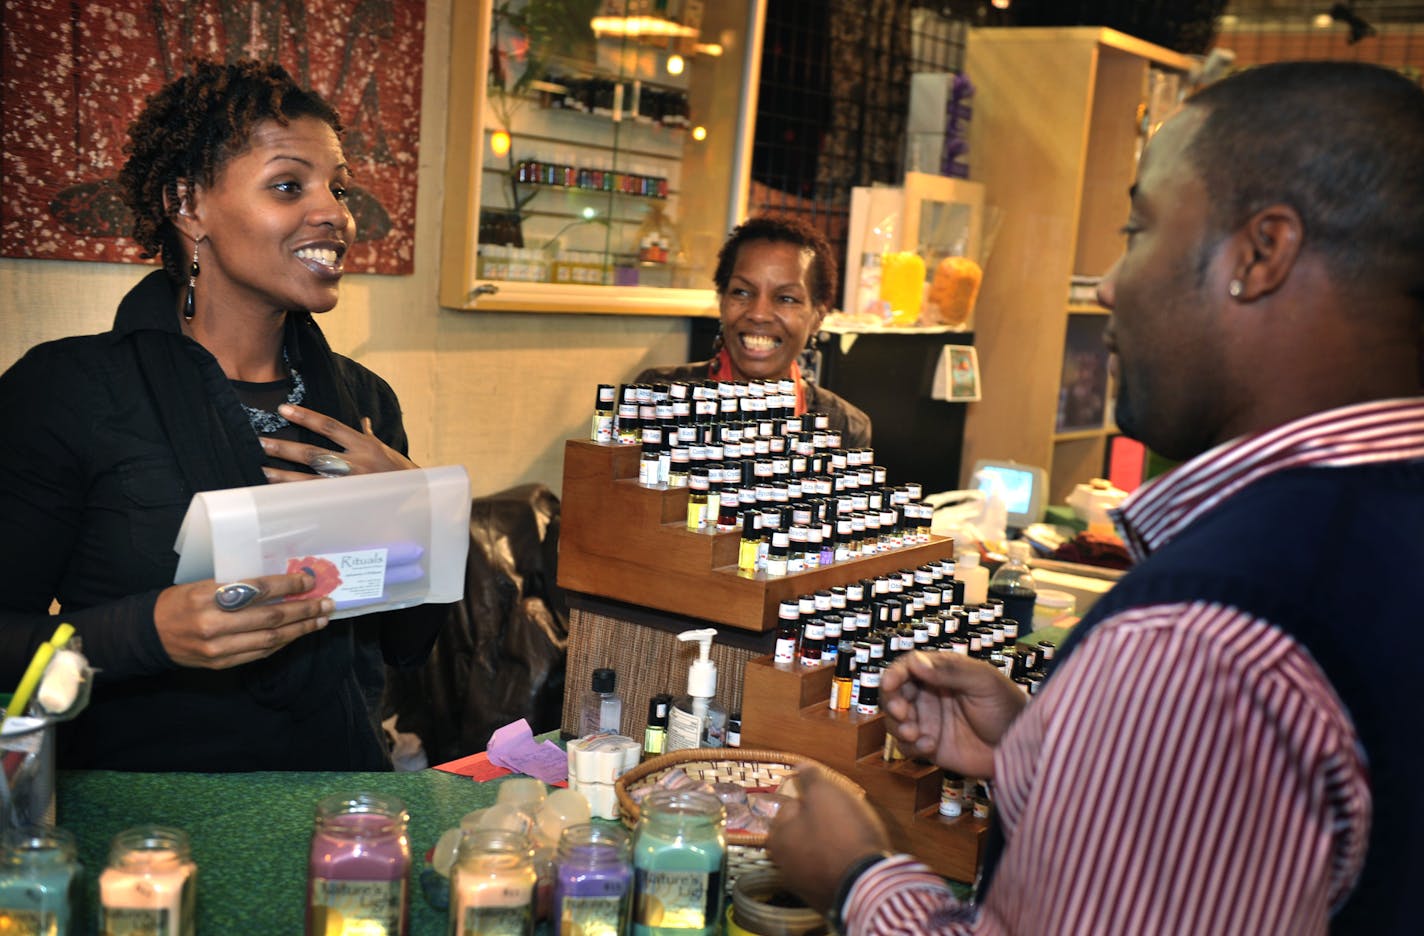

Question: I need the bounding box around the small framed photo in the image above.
[947,345,981,401]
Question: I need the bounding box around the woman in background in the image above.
[638,214,872,446]
[0,60,444,771]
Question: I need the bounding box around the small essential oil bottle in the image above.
[644,694,672,760]
[856,666,882,715]
[306,793,411,936]
[686,468,710,531]
[100,826,198,936]
[773,600,800,664]
[0,826,80,935]
[829,651,854,712]
[590,384,617,443]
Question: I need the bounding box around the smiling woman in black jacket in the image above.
[0,60,443,771]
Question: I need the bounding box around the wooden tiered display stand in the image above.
[740,658,986,884]
[560,440,957,632]
[559,439,984,882]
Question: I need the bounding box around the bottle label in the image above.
[460,901,532,935]
[634,868,722,929]
[102,907,174,936]
[592,413,614,444]
[562,894,629,934]
[665,706,704,750]
[773,637,796,664]
[310,877,406,933]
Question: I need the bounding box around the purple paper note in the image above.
[487,718,568,784]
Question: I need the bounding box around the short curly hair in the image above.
[713,214,838,312]
[118,59,344,281]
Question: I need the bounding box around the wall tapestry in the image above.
[1,0,426,274]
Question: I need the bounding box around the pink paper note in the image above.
[486,719,568,785]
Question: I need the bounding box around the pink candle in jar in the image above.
[98,826,197,936]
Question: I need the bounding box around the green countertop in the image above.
[58,768,503,934]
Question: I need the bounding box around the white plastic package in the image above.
[172,465,470,619]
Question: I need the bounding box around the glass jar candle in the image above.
[0,825,79,934]
[632,789,726,936]
[553,823,632,936]
[99,826,197,936]
[449,828,537,936]
[306,792,411,936]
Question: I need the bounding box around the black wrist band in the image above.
[827,851,895,935]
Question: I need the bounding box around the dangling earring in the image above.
[184,238,201,321]
[710,323,725,354]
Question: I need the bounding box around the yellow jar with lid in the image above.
[878,251,926,325]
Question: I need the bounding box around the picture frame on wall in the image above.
[1056,313,1111,432]
[944,345,981,402]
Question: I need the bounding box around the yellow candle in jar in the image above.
[879,251,926,326]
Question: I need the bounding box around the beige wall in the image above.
[0,0,690,498]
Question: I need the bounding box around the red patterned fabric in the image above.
[0,0,424,273]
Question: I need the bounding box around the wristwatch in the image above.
[827,851,896,935]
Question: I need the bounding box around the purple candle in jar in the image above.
[306,793,411,936]
[553,823,632,936]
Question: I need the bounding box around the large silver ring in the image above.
[215,582,262,612]
[310,453,352,478]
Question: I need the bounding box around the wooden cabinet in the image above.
[959,28,1193,504]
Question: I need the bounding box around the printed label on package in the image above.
[310,877,404,931]
[634,868,721,929]
[285,548,388,602]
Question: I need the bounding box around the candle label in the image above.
[310,877,405,932]
[0,909,49,932]
[634,869,721,929]
[561,895,628,935]
[459,903,531,935]
[102,906,173,935]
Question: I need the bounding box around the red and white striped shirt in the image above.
[843,399,1424,935]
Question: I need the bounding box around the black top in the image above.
[0,270,446,770]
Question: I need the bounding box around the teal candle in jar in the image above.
[0,825,79,934]
[632,789,727,935]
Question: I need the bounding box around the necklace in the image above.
[241,348,306,433]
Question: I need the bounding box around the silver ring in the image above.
[310,453,352,478]
[215,582,262,612]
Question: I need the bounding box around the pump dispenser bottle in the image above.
[666,629,727,750]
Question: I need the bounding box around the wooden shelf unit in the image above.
[558,440,957,632]
[740,656,986,883]
[959,27,1194,505]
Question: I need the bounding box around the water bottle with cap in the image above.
[988,542,1038,632]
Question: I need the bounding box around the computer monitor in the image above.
[971,459,1047,532]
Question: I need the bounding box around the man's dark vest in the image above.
[978,460,1424,934]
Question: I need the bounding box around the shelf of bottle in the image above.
[1066,302,1109,314]
[486,127,684,164]
[484,172,678,202]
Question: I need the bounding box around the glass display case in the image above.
[440,0,765,315]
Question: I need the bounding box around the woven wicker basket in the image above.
[614,747,864,889]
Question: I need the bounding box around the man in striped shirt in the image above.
[768,61,1424,934]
